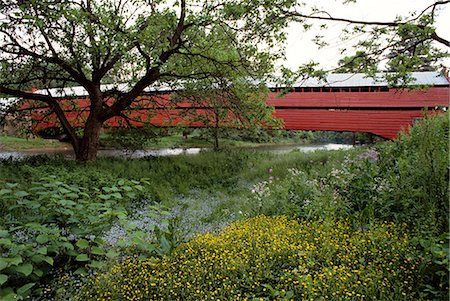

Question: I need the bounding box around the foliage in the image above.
[242,114,449,298]
[0,176,149,299]
[77,215,425,300]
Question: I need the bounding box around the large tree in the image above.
[0,0,292,160]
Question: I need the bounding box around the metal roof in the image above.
[5,71,448,99]
[290,72,449,88]
[33,83,174,98]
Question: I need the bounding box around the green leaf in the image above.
[91,246,105,255]
[7,256,22,266]
[34,269,44,277]
[0,274,8,285]
[74,267,87,275]
[31,255,46,264]
[76,239,89,249]
[62,242,74,250]
[98,194,111,200]
[0,238,12,246]
[36,235,49,244]
[0,293,18,301]
[66,192,79,199]
[36,247,47,255]
[75,254,89,261]
[0,189,12,195]
[14,191,29,198]
[16,263,33,276]
[89,260,106,269]
[17,283,35,296]
[0,259,8,271]
[105,250,119,258]
[0,230,9,237]
[111,192,123,199]
[44,256,54,266]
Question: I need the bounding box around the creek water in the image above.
[0,143,353,160]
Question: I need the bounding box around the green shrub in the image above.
[0,177,148,300]
[77,215,424,301]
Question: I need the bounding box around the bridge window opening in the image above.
[350,87,359,92]
[369,87,379,92]
[380,87,389,92]
[303,88,312,92]
[313,87,321,92]
[341,87,350,92]
[360,87,369,92]
[331,88,340,92]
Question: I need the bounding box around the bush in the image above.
[0,177,149,300]
[77,215,424,301]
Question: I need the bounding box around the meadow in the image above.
[0,114,448,300]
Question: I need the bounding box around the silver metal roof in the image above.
[1,71,447,100]
[33,83,174,98]
[291,72,449,88]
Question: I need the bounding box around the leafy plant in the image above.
[0,177,148,299]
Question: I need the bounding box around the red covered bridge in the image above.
[31,71,449,140]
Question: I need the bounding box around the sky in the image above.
[283,0,450,70]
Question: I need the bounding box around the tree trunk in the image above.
[74,118,102,161]
[213,110,219,150]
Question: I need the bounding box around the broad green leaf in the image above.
[0,230,9,237]
[0,238,12,246]
[98,194,111,200]
[0,259,8,270]
[0,189,12,195]
[105,250,119,258]
[75,254,89,261]
[76,239,89,249]
[74,267,87,275]
[36,247,47,255]
[62,242,74,250]
[44,257,54,266]
[7,256,22,266]
[0,293,18,301]
[111,192,123,199]
[34,269,44,277]
[66,193,79,199]
[14,191,29,198]
[58,187,71,194]
[16,263,33,276]
[91,246,105,255]
[0,274,8,285]
[17,283,35,296]
[36,235,49,244]
[89,260,106,269]
[31,255,46,264]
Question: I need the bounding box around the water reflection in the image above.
[0,144,353,160]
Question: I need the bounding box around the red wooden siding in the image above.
[30,86,449,140]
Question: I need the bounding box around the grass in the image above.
[0,135,71,151]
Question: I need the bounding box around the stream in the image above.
[0,143,353,160]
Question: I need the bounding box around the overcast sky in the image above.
[282,0,450,70]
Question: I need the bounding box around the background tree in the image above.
[0,0,292,160]
[282,1,449,85]
[174,76,280,150]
